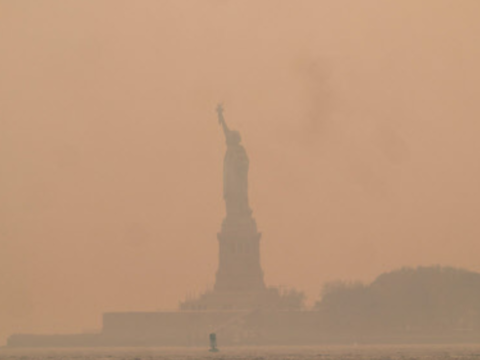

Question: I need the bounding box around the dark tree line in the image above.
[315,266,480,333]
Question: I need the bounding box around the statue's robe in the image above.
[223,143,250,217]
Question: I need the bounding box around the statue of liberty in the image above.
[216,104,251,218]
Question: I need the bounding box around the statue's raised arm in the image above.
[216,103,230,137]
[216,103,249,216]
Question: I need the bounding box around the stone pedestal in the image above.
[214,214,265,292]
[180,212,268,310]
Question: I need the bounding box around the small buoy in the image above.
[209,332,219,352]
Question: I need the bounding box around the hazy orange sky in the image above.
[1,0,480,343]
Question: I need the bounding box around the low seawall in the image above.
[7,310,480,347]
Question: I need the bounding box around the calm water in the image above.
[2,345,480,360]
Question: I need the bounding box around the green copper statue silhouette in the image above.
[216,104,251,217]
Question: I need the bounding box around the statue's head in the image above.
[227,131,242,145]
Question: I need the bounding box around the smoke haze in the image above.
[1,0,480,343]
